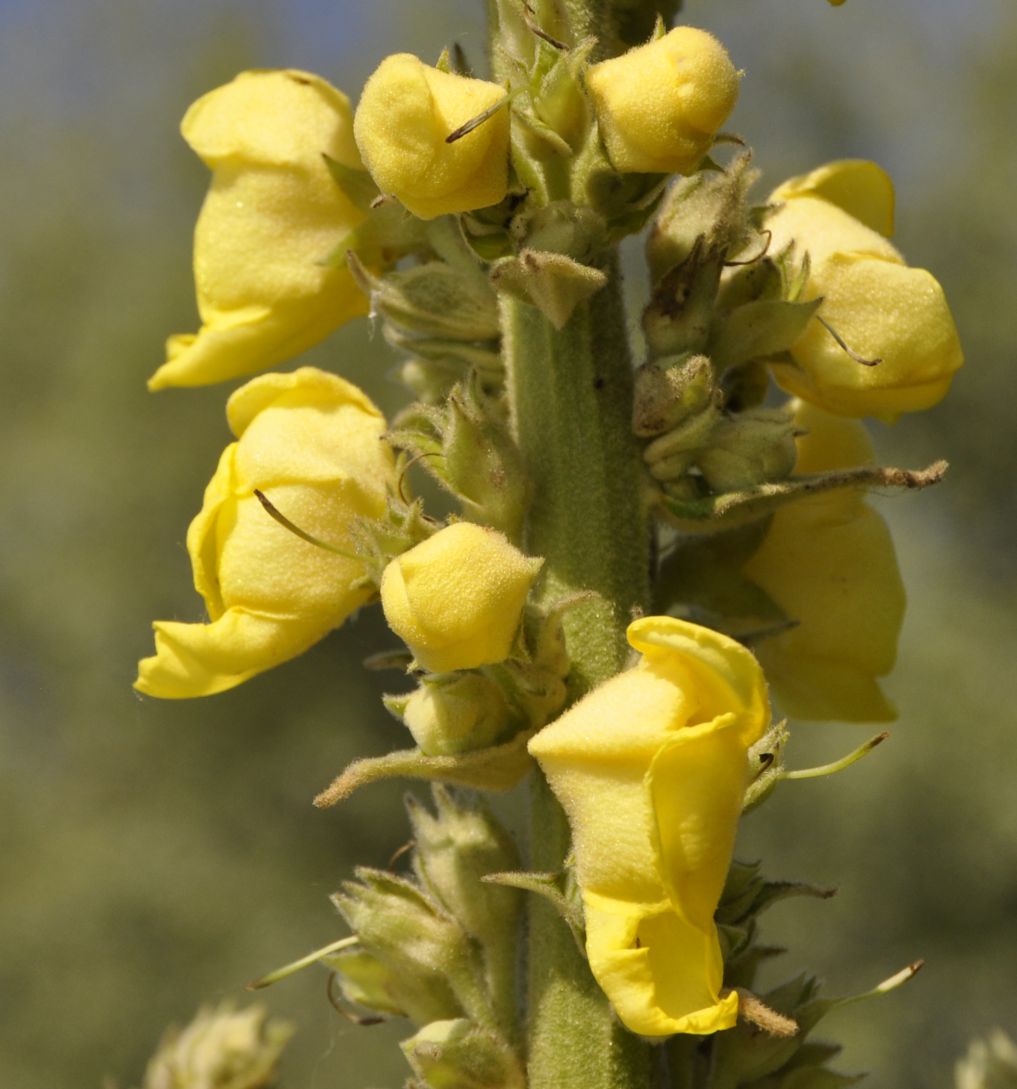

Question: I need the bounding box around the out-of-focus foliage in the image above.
[0,2,1013,1088]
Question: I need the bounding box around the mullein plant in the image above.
[134,0,964,1086]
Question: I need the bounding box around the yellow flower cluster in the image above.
[530,616,770,1036]
[768,160,963,420]
[136,368,394,697]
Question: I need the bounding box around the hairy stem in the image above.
[504,260,652,1089]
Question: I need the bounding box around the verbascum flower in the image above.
[586,27,739,175]
[767,160,963,420]
[529,616,770,1037]
[136,368,394,698]
[380,522,542,672]
[354,54,509,220]
[742,400,905,722]
[149,70,368,391]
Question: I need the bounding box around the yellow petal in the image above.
[744,499,904,722]
[135,608,332,699]
[149,70,368,390]
[354,54,509,220]
[586,27,740,175]
[380,523,542,673]
[770,159,895,238]
[773,253,964,420]
[138,367,395,698]
[584,893,739,1037]
[649,720,749,929]
[627,616,769,746]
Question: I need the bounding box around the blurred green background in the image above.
[1,0,1013,1086]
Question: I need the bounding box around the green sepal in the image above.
[483,869,585,950]
[322,153,380,211]
[401,1018,526,1089]
[332,869,494,1029]
[408,787,524,1032]
[659,460,948,533]
[313,728,537,808]
[709,298,822,371]
[491,250,607,329]
[351,257,501,342]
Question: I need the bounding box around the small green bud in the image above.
[444,378,528,537]
[325,947,425,1019]
[140,1003,292,1089]
[401,1019,526,1089]
[408,787,523,1029]
[491,250,607,330]
[696,407,798,492]
[332,869,492,1027]
[642,399,723,480]
[632,352,717,437]
[647,154,758,282]
[398,674,512,756]
[642,239,723,357]
[352,258,501,342]
[510,202,606,260]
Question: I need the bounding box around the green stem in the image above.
[504,261,652,1089]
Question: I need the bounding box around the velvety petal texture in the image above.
[380,522,542,673]
[767,160,963,420]
[743,400,906,721]
[354,54,509,220]
[136,368,395,697]
[528,617,770,1037]
[586,27,740,175]
[149,70,369,391]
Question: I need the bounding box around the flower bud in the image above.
[354,53,509,220]
[695,407,798,492]
[743,400,905,721]
[767,160,963,420]
[401,673,511,755]
[149,70,368,390]
[586,27,739,175]
[529,616,770,1036]
[401,1019,525,1089]
[380,523,543,673]
[136,368,394,698]
[140,1003,292,1089]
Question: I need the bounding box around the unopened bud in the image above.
[401,1018,525,1089]
[399,673,512,756]
[696,407,797,492]
[633,353,717,437]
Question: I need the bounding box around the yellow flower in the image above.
[380,523,542,672]
[767,160,963,420]
[354,54,509,220]
[149,70,369,391]
[742,400,905,722]
[136,368,394,698]
[586,27,739,175]
[529,616,770,1037]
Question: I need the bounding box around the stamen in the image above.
[817,315,882,366]
[446,94,512,144]
[254,490,360,560]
